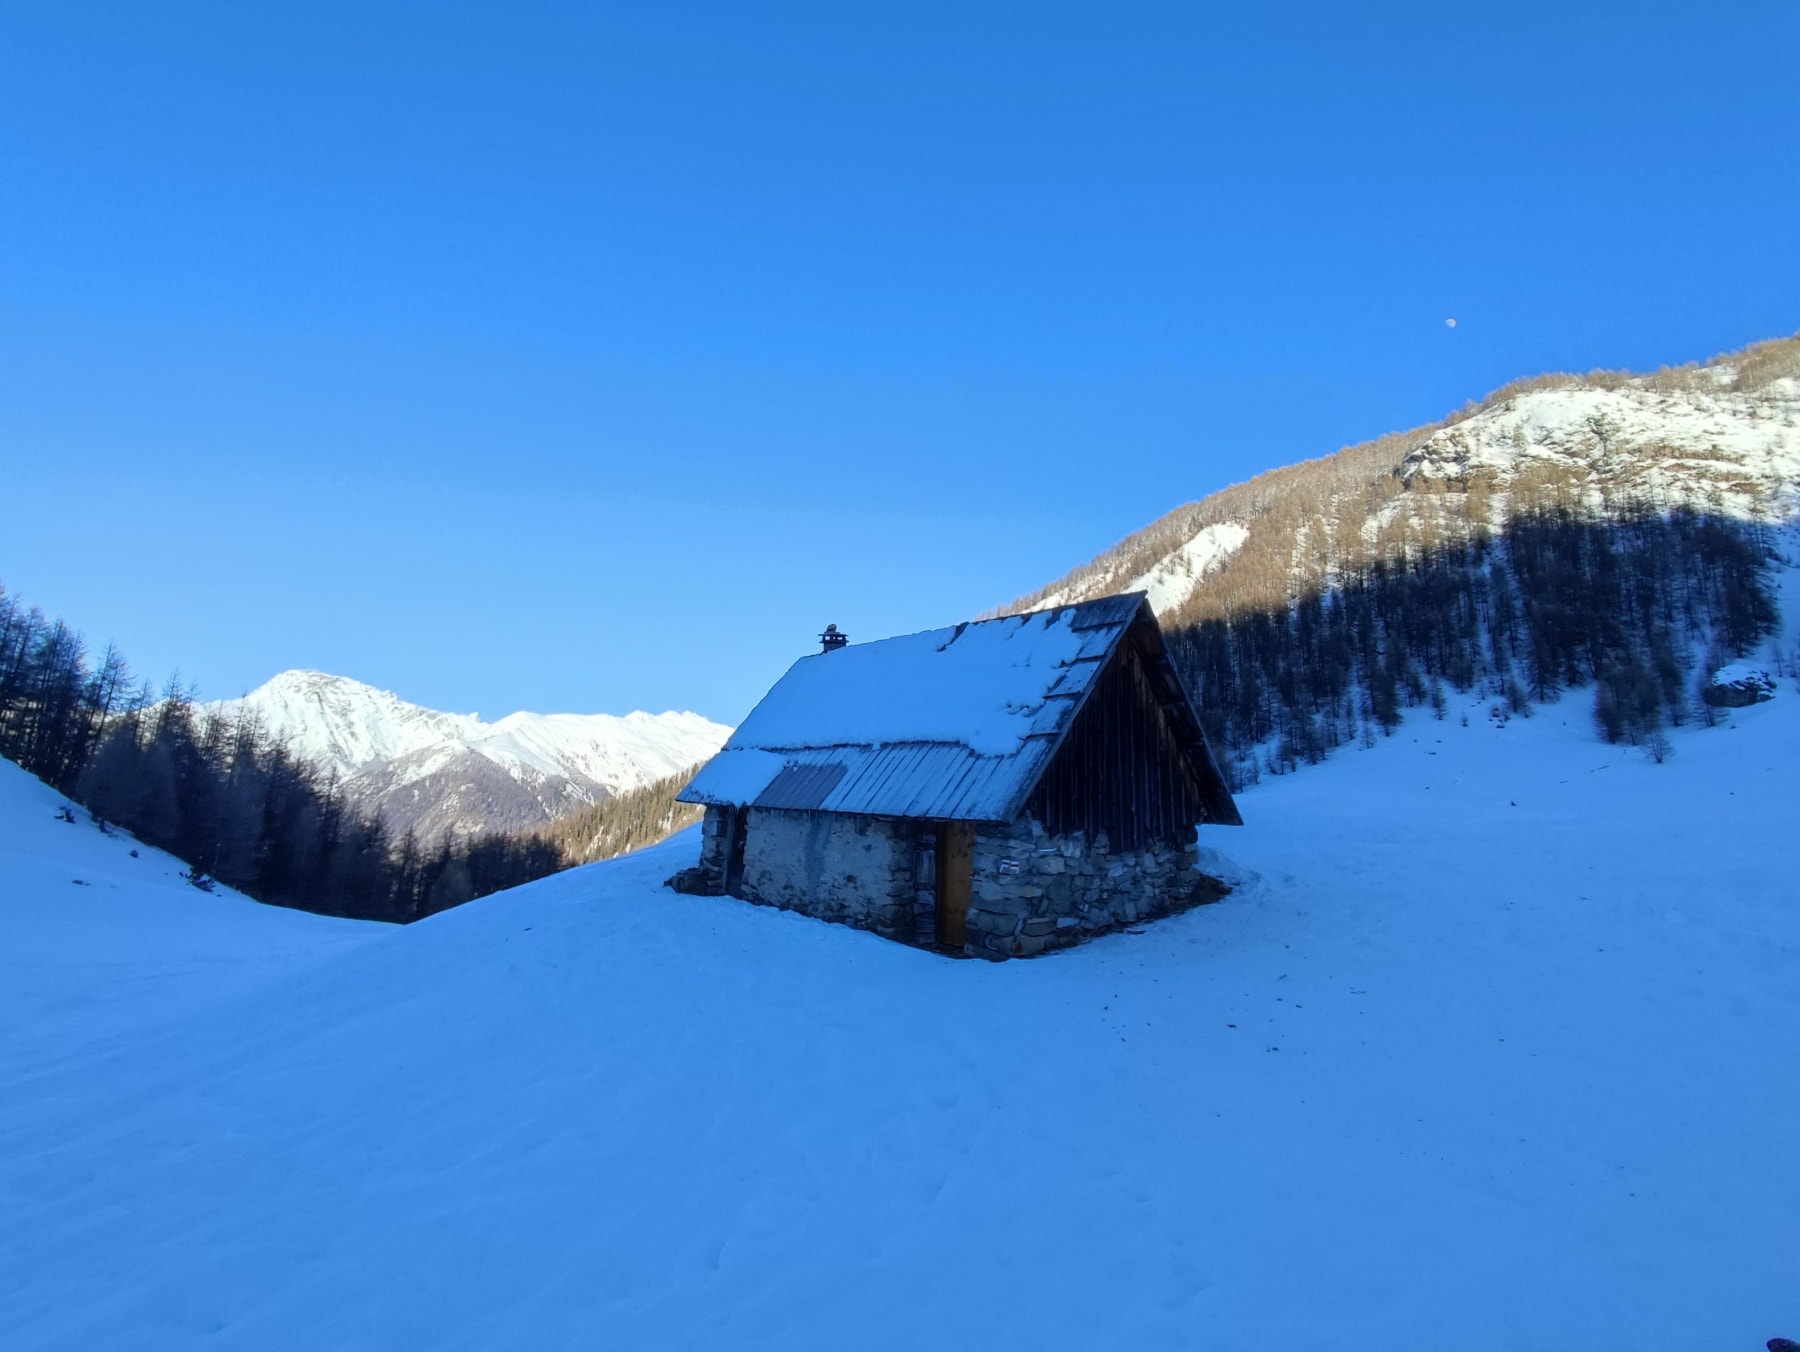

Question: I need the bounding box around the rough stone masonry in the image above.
[672,804,1226,959]
[957,815,1225,958]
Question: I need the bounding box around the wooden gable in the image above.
[1026,610,1241,850]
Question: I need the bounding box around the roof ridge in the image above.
[676,592,1243,824]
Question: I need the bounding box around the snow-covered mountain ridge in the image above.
[202,670,731,840]
[1398,374,1800,517]
[1010,333,1800,622]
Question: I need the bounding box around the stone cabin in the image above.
[669,592,1242,958]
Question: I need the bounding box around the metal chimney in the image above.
[819,623,848,654]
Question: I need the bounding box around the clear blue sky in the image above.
[3,1,1795,724]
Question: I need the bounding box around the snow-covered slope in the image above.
[1122,518,1250,612]
[0,758,376,1057]
[201,670,732,839]
[5,587,1797,1348]
[1014,335,1800,619]
[1037,521,1252,615]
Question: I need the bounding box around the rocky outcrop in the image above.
[1705,663,1780,708]
[341,749,609,841]
[1000,336,1800,627]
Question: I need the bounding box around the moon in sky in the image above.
[1445,317,1458,329]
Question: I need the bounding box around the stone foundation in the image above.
[668,806,1226,958]
[666,806,732,895]
[958,817,1225,958]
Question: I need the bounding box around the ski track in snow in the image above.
[3,650,1799,1346]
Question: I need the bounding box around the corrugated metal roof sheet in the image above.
[753,761,848,811]
[682,739,1061,821]
[680,590,1240,825]
[1065,592,1146,631]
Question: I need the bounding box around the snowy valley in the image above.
[3,591,1796,1348]
[12,4,1797,1344]
[4,339,1798,1349]
[201,670,731,840]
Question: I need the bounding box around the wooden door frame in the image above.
[936,821,973,950]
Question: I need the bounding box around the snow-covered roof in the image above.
[681,593,1238,824]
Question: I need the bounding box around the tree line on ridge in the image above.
[2,492,1783,916]
[0,586,633,921]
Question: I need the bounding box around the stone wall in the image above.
[737,808,920,939]
[667,806,1225,959]
[666,805,731,895]
[961,817,1223,959]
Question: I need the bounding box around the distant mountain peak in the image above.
[202,672,732,840]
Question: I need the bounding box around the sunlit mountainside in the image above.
[1013,334,1800,624]
[201,670,731,840]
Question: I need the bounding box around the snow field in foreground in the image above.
[2,675,1797,1348]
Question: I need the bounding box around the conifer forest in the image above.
[1169,505,1778,785]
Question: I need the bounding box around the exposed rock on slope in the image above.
[1005,334,1800,626]
[201,671,731,841]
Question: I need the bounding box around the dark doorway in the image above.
[723,808,748,896]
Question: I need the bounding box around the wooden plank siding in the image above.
[1027,639,1213,852]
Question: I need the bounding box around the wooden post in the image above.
[936,822,973,950]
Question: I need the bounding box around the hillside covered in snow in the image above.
[1000,336,1799,789]
[4,580,1797,1347]
[0,757,378,1055]
[1013,333,1800,623]
[202,670,731,840]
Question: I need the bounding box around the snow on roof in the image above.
[732,608,1096,757]
[681,594,1159,821]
